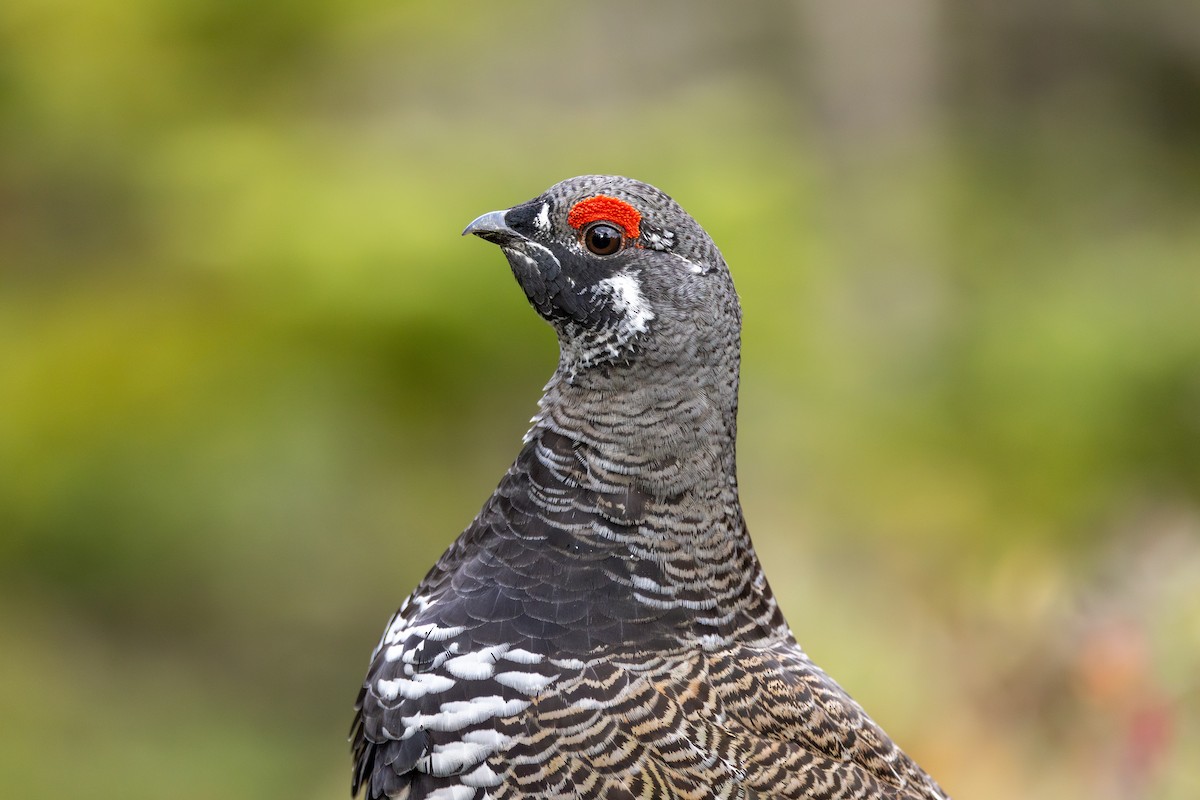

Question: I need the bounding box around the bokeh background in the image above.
[2,1,1198,798]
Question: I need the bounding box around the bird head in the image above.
[464,175,741,385]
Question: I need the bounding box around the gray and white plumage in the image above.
[350,175,950,800]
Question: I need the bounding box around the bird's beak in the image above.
[462,209,523,245]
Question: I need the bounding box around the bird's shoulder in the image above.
[350,433,679,800]
[355,626,948,800]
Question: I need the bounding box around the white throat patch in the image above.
[533,202,551,233]
[553,271,657,382]
[596,272,654,334]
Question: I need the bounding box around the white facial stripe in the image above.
[534,202,551,233]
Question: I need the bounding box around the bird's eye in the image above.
[583,222,623,256]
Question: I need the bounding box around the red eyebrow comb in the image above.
[566,195,641,239]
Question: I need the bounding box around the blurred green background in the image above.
[2,1,1198,798]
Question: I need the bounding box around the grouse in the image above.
[351,175,950,800]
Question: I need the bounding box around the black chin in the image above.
[505,245,630,330]
[501,243,589,324]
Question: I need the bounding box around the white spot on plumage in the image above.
[550,657,586,670]
[534,202,551,233]
[425,786,475,800]
[501,647,544,665]
[644,227,675,251]
[462,762,503,788]
[596,272,654,334]
[411,623,467,642]
[383,623,466,662]
[463,729,511,749]
[493,671,558,693]
[561,696,606,711]
[427,740,496,776]
[444,644,509,680]
[402,696,531,733]
[383,614,407,646]
[630,574,670,594]
[635,594,718,611]
[378,596,443,651]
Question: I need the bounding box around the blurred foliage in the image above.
[2,1,1199,799]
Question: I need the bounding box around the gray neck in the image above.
[525,352,789,647]
[518,334,790,648]
[529,350,741,501]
